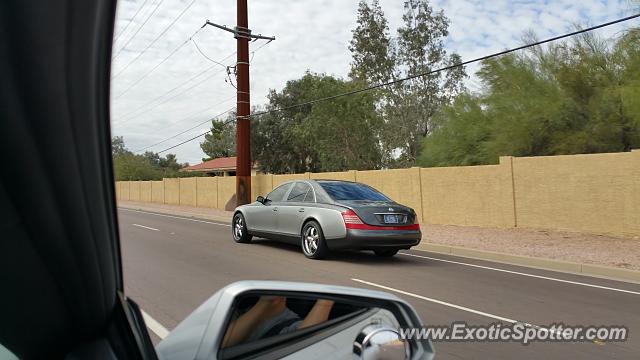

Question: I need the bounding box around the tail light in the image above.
[341,209,420,231]
[341,209,364,228]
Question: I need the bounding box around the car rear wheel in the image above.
[373,249,399,257]
[301,221,329,259]
[232,213,252,243]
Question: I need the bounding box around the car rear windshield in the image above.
[319,182,389,201]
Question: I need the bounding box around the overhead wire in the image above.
[114,0,152,43]
[152,12,640,153]
[114,26,205,100]
[136,103,236,153]
[112,0,166,60]
[191,38,229,68]
[114,52,236,124]
[112,0,197,79]
[243,13,640,119]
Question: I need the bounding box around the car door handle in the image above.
[298,208,305,213]
[272,207,278,212]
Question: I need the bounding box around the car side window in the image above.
[287,182,311,202]
[266,183,291,203]
[302,187,315,202]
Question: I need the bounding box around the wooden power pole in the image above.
[203,2,274,206]
[235,0,251,206]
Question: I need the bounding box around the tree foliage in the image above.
[251,72,383,173]
[419,29,640,167]
[349,0,466,166]
[200,111,237,161]
[111,137,191,180]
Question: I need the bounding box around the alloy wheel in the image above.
[234,215,243,240]
[303,225,319,255]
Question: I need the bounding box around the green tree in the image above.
[349,0,395,86]
[112,136,129,156]
[251,72,383,173]
[200,112,237,161]
[112,137,189,180]
[349,0,466,166]
[418,29,640,167]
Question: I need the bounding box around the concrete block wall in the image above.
[513,151,639,237]
[115,150,640,237]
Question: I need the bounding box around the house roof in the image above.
[182,156,237,172]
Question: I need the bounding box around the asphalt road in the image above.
[119,207,640,359]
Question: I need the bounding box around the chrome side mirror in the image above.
[354,323,410,360]
[156,281,434,360]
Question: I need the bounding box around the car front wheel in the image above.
[301,221,329,259]
[232,213,252,243]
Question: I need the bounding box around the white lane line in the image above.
[120,208,231,227]
[351,278,560,335]
[132,223,160,231]
[141,309,170,340]
[398,252,640,296]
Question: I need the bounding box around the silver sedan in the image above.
[232,180,422,259]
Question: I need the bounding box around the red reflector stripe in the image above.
[346,223,421,231]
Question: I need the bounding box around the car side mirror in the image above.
[256,196,265,204]
[156,281,434,360]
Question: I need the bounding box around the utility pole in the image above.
[203,2,274,206]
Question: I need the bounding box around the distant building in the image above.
[180,156,260,177]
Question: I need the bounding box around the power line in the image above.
[112,0,197,79]
[249,39,273,63]
[113,0,165,60]
[242,13,640,119]
[114,0,152,43]
[156,122,229,154]
[123,41,271,139]
[145,105,236,154]
[191,38,229,68]
[114,52,236,124]
[116,68,230,126]
[114,26,205,100]
[154,12,640,153]
[133,39,269,126]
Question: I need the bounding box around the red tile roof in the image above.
[182,156,237,171]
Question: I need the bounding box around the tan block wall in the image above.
[629,150,640,235]
[272,173,309,188]
[513,152,638,236]
[196,177,218,208]
[420,158,516,228]
[179,178,197,207]
[358,168,424,223]
[114,150,639,237]
[120,181,130,201]
[311,170,356,181]
[151,181,164,203]
[217,176,236,210]
[129,181,141,202]
[252,174,274,200]
[164,178,180,205]
[140,181,152,202]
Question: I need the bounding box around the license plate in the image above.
[383,214,400,224]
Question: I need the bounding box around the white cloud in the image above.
[110,0,637,164]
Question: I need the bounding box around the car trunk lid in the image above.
[337,200,417,227]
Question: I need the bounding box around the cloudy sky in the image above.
[110,0,638,164]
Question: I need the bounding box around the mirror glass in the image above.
[221,293,367,349]
[354,325,409,360]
